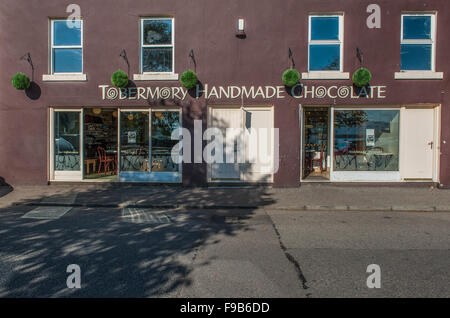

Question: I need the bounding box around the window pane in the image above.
[309,44,340,71]
[142,19,172,45]
[54,112,80,171]
[120,112,149,172]
[151,112,180,172]
[53,20,82,46]
[334,110,400,172]
[142,47,173,72]
[311,17,339,40]
[53,48,82,73]
[401,44,432,70]
[403,16,431,39]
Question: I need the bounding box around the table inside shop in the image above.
[84,158,97,174]
[151,147,174,172]
[120,148,149,171]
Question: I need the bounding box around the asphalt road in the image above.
[0,205,448,298]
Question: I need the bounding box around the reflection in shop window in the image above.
[141,18,174,73]
[51,20,83,73]
[54,112,80,171]
[401,14,435,71]
[151,111,180,172]
[309,15,343,71]
[120,112,149,172]
[334,110,400,172]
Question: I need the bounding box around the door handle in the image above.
[428,141,433,149]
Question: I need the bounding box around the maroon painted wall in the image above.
[0,0,449,186]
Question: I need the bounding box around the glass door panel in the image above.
[83,108,118,180]
[53,110,82,180]
[151,111,180,172]
[120,111,149,173]
[302,107,330,180]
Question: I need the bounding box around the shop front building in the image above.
[0,0,449,187]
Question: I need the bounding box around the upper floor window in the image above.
[401,14,435,71]
[51,19,83,74]
[140,18,174,73]
[308,15,343,72]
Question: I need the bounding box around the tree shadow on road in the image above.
[0,184,275,297]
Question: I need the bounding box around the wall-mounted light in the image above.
[189,49,196,71]
[236,18,246,39]
[238,19,245,31]
[20,52,34,80]
[120,48,130,75]
[356,47,364,66]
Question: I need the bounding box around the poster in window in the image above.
[128,131,137,144]
[366,129,375,147]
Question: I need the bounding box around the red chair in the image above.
[310,146,325,173]
[97,146,115,174]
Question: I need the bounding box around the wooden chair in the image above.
[97,146,115,174]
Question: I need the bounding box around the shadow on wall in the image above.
[25,81,41,100]
[0,177,13,198]
[0,184,275,297]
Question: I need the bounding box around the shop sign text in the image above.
[99,84,387,101]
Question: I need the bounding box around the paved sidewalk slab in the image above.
[0,184,449,212]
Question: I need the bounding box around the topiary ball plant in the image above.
[111,69,129,88]
[180,70,198,89]
[352,68,372,87]
[282,69,300,87]
[11,72,31,90]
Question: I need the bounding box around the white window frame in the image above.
[303,14,348,80]
[43,20,86,81]
[330,106,402,182]
[400,13,435,71]
[135,17,178,81]
[49,108,83,181]
[396,13,443,79]
[50,19,83,75]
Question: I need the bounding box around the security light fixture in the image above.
[238,19,245,31]
[236,18,246,38]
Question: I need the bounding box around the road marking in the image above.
[21,206,73,219]
[121,208,173,224]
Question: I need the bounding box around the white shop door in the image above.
[242,108,274,182]
[403,108,435,179]
[210,108,242,180]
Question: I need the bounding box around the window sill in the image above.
[133,73,179,81]
[42,74,87,82]
[302,71,350,80]
[394,71,443,80]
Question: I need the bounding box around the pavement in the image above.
[0,183,450,212]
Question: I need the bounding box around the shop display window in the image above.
[333,110,400,172]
